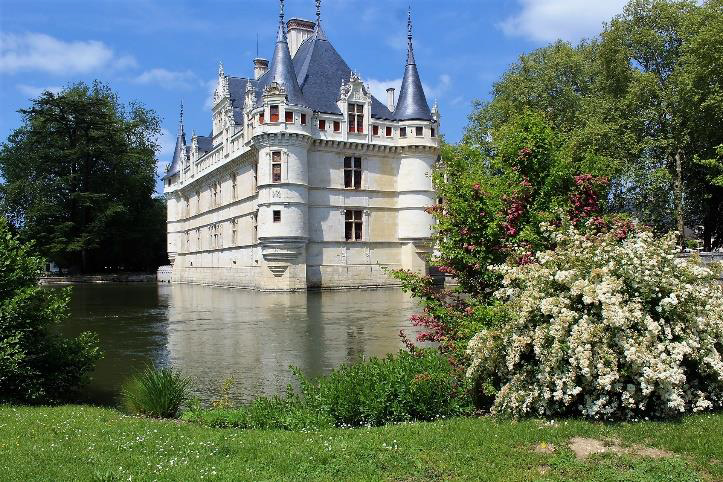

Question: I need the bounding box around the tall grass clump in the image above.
[121,366,192,418]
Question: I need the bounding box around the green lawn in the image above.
[1,405,721,481]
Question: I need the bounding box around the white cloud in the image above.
[16,84,62,98]
[499,0,628,43]
[155,128,176,176]
[0,32,136,74]
[366,74,451,107]
[133,68,199,90]
[203,78,217,110]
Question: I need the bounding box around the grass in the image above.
[1,405,722,481]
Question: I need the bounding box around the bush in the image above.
[0,217,102,403]
[467,221,723,420]
[121,366,191,418]
[183,350,472,430]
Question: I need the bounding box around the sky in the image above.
[0,0,629,193]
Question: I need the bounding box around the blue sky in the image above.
[0,0,628,193]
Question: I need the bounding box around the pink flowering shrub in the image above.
[467,221,723,419]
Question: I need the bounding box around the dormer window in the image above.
[416,126,424,137]
[285,110,294,123]
[270,105,279,122]
[348,103,364,133]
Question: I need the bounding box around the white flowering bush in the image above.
[467,222,723,420]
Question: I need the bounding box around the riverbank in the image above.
[1,405,721,481]
[40,273,157,284]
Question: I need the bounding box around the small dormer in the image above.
[338,72,371,135]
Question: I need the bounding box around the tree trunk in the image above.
[674,149,685,251]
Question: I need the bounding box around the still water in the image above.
[58,283,421,405]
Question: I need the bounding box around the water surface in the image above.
[58,283,421,405]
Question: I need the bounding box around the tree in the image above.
[0,216,102,403]
[465,0,723,245]
[0,81,167,272]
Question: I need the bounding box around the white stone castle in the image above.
[163,1,439,291]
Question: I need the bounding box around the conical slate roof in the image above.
[164,104,186,178]
[255,7,307,107]
[393,11,432,121]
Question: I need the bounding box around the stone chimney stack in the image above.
[386,87,396,111]
[253,58,269,80]
[286,18,315,57]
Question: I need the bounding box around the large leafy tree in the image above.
[466,0,723,247]
[0,81,167,272]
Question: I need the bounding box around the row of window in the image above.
[181,155,369,218]
[256,102,435,138]
[182,209,365,251]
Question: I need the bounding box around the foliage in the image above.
[0,81,167,272]
[183,349,472,430]
[467,220,723,419]
[121,366,192,418]
[0,217,101,403]
[394,113,610,367]
[465,0,723,247]
[3,405,722,481]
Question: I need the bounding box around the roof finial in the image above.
[277,0,287,41]
[218,61,224,77]
[407,6,415,65]
[316,0,321,24]
[280,0,285,26]
[179,99,184,134]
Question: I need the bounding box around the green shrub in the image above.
[121,366,191,418]
[0,217,102,403]
[183,349,472,430]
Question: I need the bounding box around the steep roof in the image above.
[292,31,394,119]
[393,11,432,121]
[254,12,307,108]
[164,105,186,178]
[227,77,251,124]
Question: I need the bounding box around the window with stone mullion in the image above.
[348,103,364,133]
[344,157,362,189]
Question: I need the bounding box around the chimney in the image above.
[286,18,315,57]
[253,58,269,80]
[386,87,396,111]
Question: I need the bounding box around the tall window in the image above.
[344,157,362,189]
[196,228,201,250]
[212,182,220,207]
[271,151,282,183]
[231,218,238,245]
[431,127,436,138]
[273,210,281,223]
[319,119,326,130]
[348,103,364,133]
[185,231,190,251]
[270,105,279,122]
[252,212,258,244]
[345,210,363,241]
[400,127,407,138]
[231,173,237,200]
[285,110,294,123]
[416,126,424,137]
[333,121,340,132]
[385,126,392,137]
[195,190,200,213]
[372,125,379,136]
[209,226,214,249]
[259,112,265,124]
[253,161,258,192]
[301,113,307,125]
[183,196,189,217]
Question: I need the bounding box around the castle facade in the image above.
[163,2,439,291]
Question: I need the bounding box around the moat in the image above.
[56,283,421,405]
